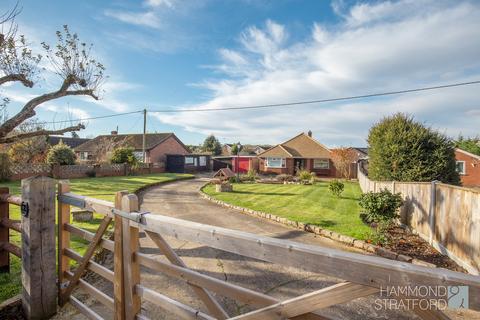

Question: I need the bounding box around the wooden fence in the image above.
[57,181,480,320]
[357,160,480,275]
[8,162,165,180]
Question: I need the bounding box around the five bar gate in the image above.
[56,181,480,320]
[1,176,480,319]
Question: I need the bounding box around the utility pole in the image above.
[142,109,147,163]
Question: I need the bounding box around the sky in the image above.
[1,0,480,147]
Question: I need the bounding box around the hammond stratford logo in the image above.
[374,285,469,311]
[447,286,468,309]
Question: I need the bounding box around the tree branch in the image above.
[0,123,85,144]
[0,87,97,139]
[0,73,33,87]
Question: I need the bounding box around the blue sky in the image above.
[2,0,480,147]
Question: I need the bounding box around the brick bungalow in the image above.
[258,132,335,177]
[75,132,189,163]
[455,148,480,187]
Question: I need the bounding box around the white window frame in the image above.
[199,156,206,166]
[266,157,286,168]
[313,159,330,169]
[79,152,88,160]
[133,151,144,162]
[456,161,466,175]
[185,156,194,165]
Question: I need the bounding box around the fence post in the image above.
[0,187,9,273]
[21,176,57,320]
[428,180,438,245]
[57,181,70,306]
[114,191,128,320]
[122,194,141,320]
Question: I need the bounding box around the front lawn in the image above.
[0,172,192,302]
[203,181,370,240]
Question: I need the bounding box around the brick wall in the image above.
[148,136,189,163]
[456,150,480,187]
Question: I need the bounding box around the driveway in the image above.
[56,176,476,320]
[136,177,413,320]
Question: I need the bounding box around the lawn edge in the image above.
[199,182,434,268]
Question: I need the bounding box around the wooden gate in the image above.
[56,182,480,320]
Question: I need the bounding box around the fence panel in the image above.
[357,162,480,275]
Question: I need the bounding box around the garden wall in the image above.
[9,162,165,180]
[357,161,480,274]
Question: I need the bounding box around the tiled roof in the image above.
[259,133,331,158]
[75,133,176,152]
[47,136,91,149]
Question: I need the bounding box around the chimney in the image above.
[111,130,118,135]
[307,130,312,137]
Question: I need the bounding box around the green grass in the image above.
[203,181,370,240]
[0,173,192,302]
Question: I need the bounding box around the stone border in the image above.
[199,183,435,268]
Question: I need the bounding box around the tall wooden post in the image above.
[114,190,128,320]
[21,176,57,320]
[57,181,70,306]
[122,194,141,320]
[0,187,9,273]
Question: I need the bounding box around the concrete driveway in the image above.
[136,177,417,320]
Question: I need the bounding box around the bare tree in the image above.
[7,118,49,163]
[0,5,105,144]
[331,147,357,179]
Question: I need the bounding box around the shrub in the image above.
[228,176,238,183]
[46,142,76,165]
[298,170,313,184]
[0,153,11,181]
[276,174,293,182]
[240,169,257,182]
[110,147,138,165]
[368,113,460,184]
[359,189,403,223]
[328,180,344,197]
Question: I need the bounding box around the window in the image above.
[185,156,194,165]
[133,151,144,161]
[199,156,206,166]
[79,152,88,160]
[266,157,286,168]
[313,159,329,169]
[456,161,466,175]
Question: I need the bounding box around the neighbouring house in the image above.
[47,136,91,149]
[166,154,211,173]
[75,132,189,163]
[352,147,369,160]
[455,148,480,187]
[216,144,270,173]
[258,131,335,176]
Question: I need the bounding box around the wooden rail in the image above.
[57,188,480,320]
[0,187,22,274]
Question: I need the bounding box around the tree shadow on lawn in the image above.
[232,191,297,196]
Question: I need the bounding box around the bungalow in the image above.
[258,131,335,176]
[75,132,189,163]
[455,148,480,187]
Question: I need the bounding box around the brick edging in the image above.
[198,183,435,268]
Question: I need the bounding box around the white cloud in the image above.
[154,0,480,146]
[104,10,162,29]
[145,0,176,8]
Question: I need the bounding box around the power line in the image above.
[149,80,480,113]
[37,79,480,125]
[41,110,143,125]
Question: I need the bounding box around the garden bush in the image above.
[110,147,138,165]
[46,142,76,165]
[298,170,313,184]
[359,189,403,223]
[328,180,344,197]
[241,169,257,182]
[0,153,11,181]
[368,113,459,184]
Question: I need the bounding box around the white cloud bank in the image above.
[154,0,480,146]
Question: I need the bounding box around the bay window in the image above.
[266,157,286,168]
[313,159,329,169]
